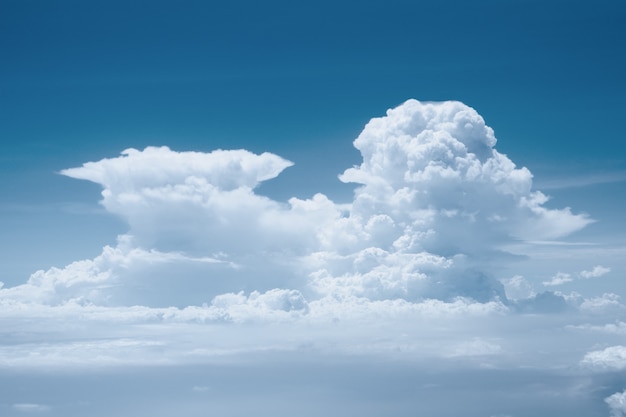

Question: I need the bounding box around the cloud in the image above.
[581,346,626,370]
[0,100,621,415]
[60,146,305,257]
[513,291,571,314]
[535,170,626,190]
[443,338,502,358]
[606,390,626,417]
[0,236,237,307]
[0,99,595,308]
[12,403,50,413]
[542,272,573,287]
[61,146,293,193]
[580,293,623,313]
[570,321,626,334]
[500,275,535,300]
[580,265,611,279]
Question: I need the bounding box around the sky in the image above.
[1,0,626,416]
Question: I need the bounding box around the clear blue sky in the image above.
[1,1,626,416]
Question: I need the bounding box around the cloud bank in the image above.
[1,99,593,310]
[1,100,622,416]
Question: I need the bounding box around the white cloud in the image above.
[580,293,623,313]
[444,338,502,358]
[61,146,293,193]
[500,275,535,300]
[340,99,591,246]
[570,321,626,334]
[0,235,237,307]
[13,99,585,307]
[12,403,50,413]
[513,291,571,314]
[580,265,611,279]
[0,98,609,398]
[606,390,626,417]
[542,272,573,287]
[581,346,626,370]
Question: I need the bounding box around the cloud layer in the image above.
[0,99,622,416]
[4,99,593,309]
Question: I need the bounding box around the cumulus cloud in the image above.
[0,99,619,416]
[580,265,611,279]
[606,390,626,417]
[60,146,305,256]
[513,291,571,314]
[571,321,626,334]
[500,275,535,300]
[444,338,502,358]
[580,293,623,313]
[542,272,573,287]
[581,346,626,370]
[340,99,591,247]
[1,99,593,309]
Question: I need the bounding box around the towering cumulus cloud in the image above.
[2,99,591,308]
[308,100,591,302]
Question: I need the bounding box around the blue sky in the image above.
[1,1,626,416]
[2,0,625,282]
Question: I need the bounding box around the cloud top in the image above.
[61,146,293,192]
[340,99,591,248]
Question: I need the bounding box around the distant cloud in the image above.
[535,171,626,190]
[570,320,626,334]
[542,272,573,287]
[539,265,610,288]
[513,291,571,314]
[444,338,502,358]
[606,390,626,417]
[582,345,626,370]
[500,275,535,300]
[12,403,50,413]
[580,293,622,313]
[580,265,611,279]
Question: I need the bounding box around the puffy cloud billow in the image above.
[2,99,593,308]
[0,100,622,416]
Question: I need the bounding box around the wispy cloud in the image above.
[5,99,586,308]
[12,403,51,413]
[534,171,626,190]
[542,272,573,287]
